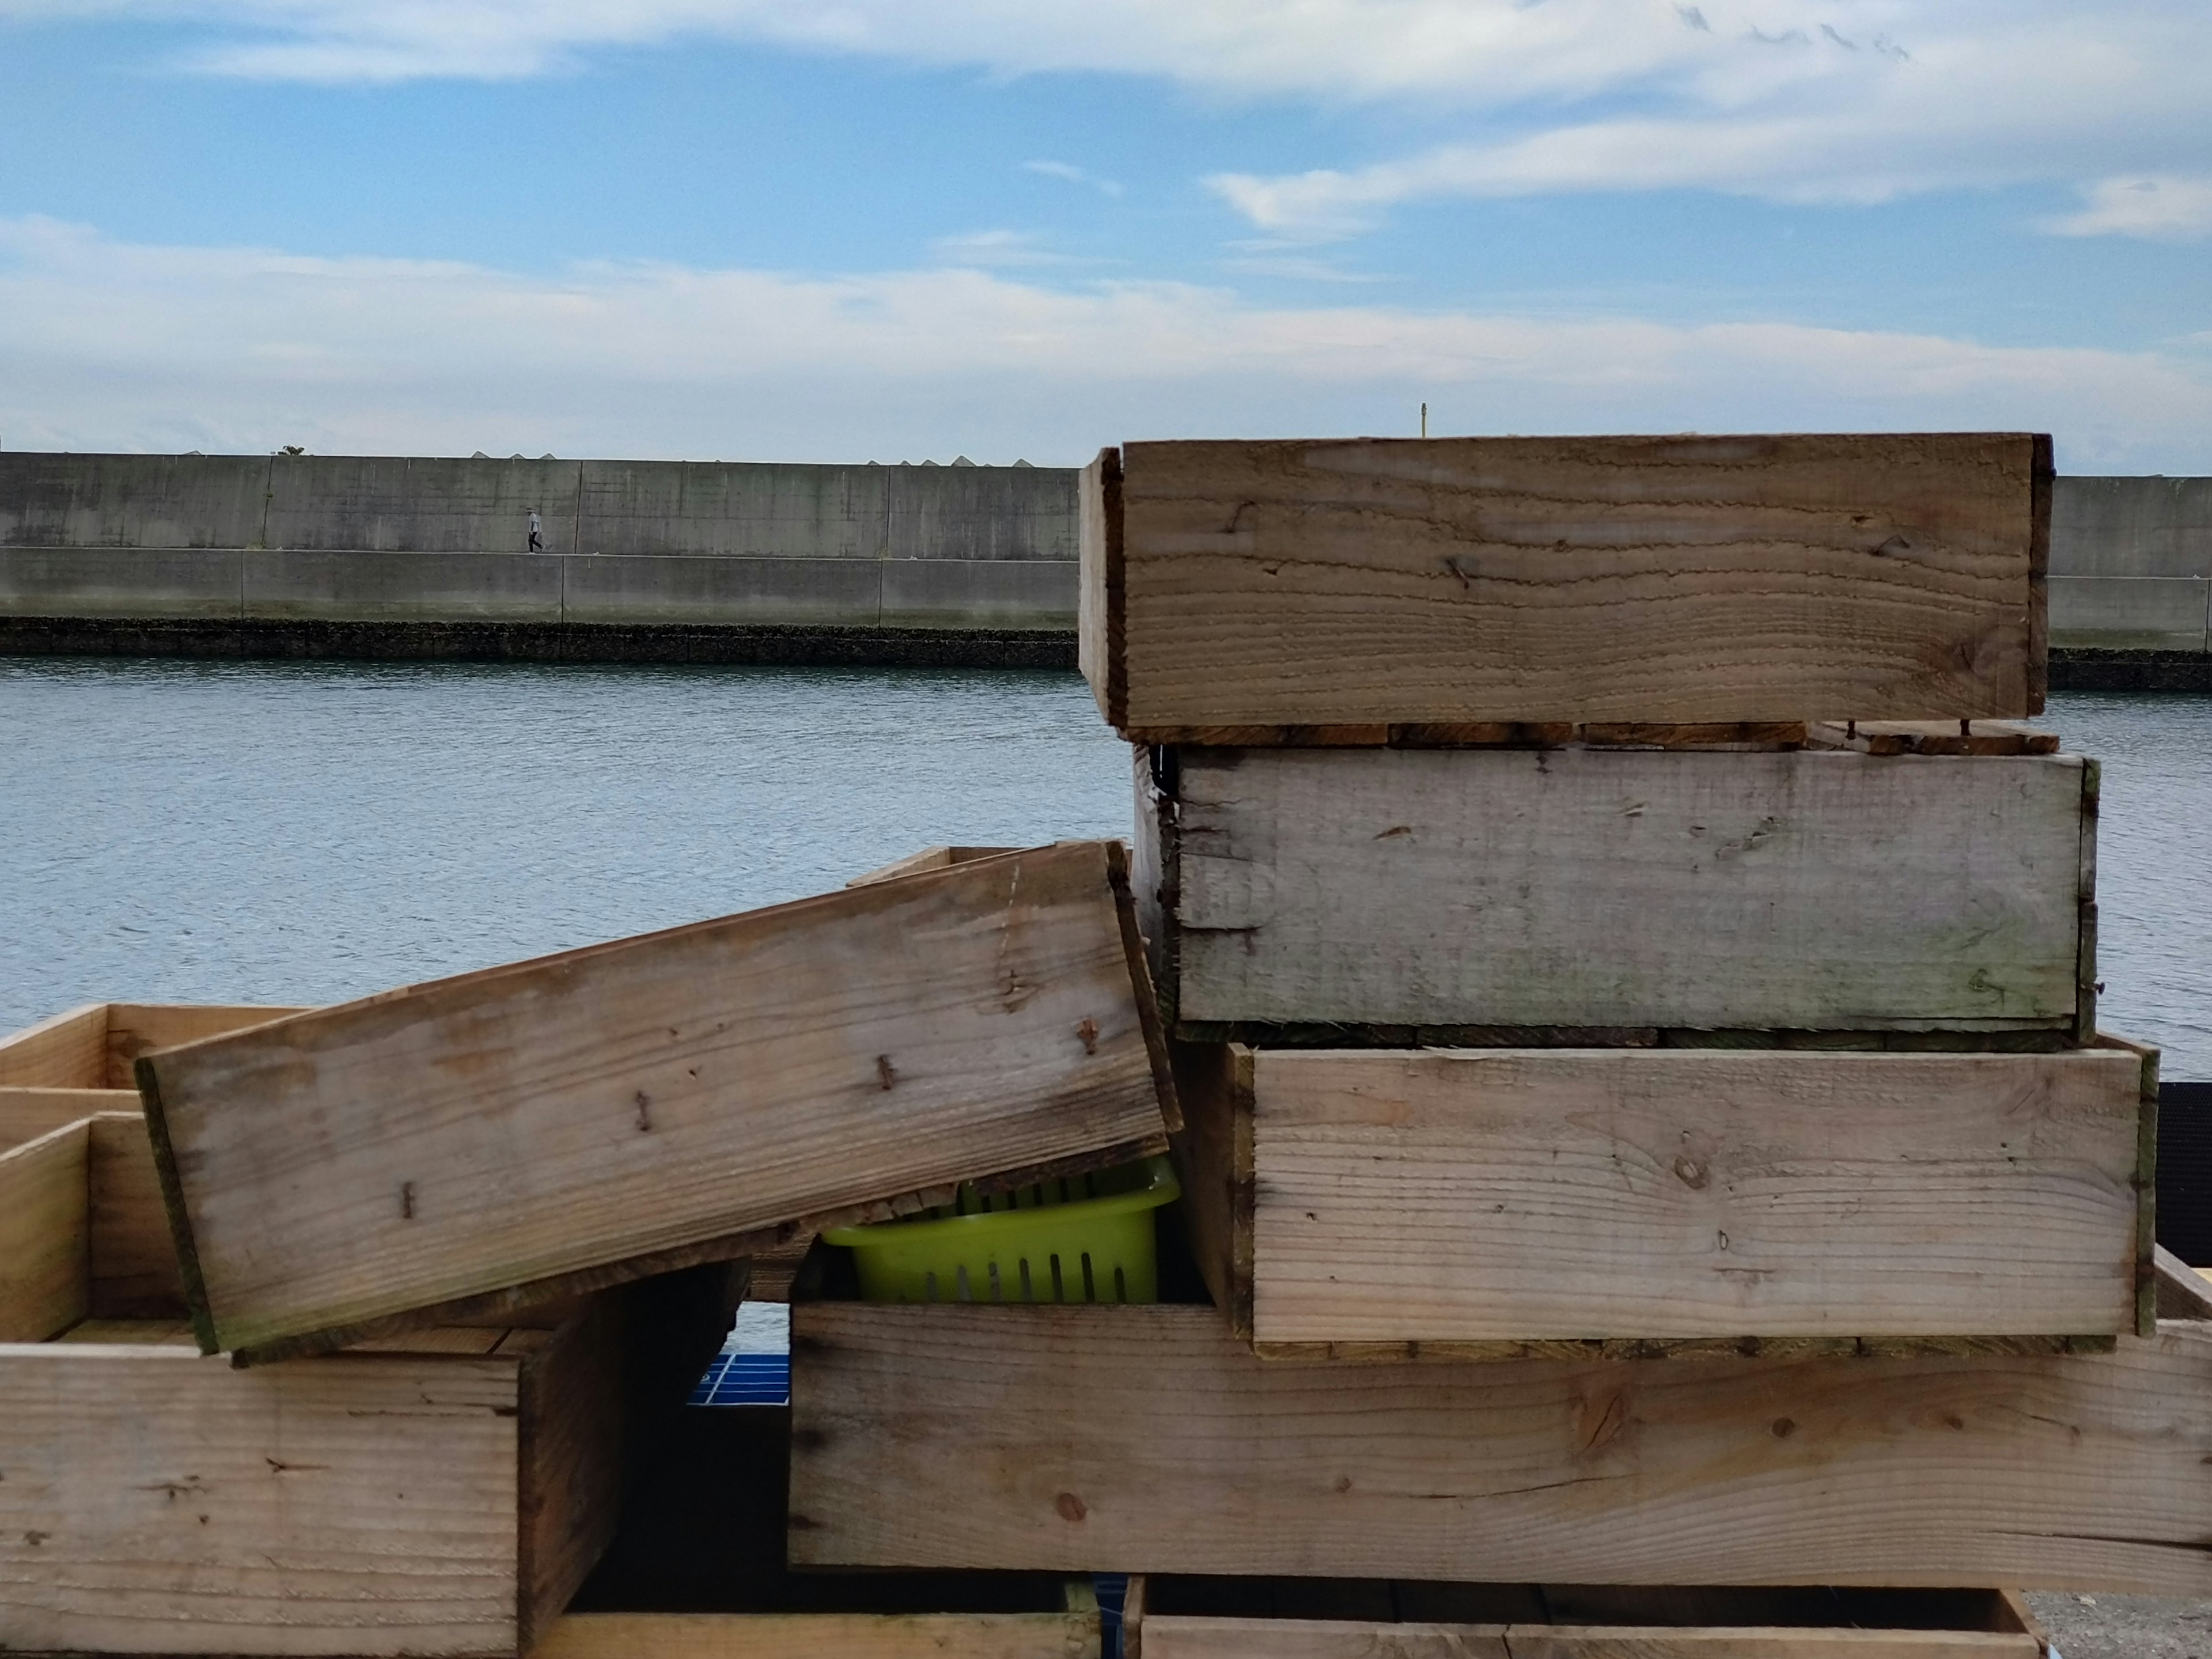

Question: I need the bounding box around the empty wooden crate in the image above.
[135,841,1177,1365]
[1135,745,2097,1037]
[0,1113,737,1657]
[0,1001,301,1150]
[1080,434,2050,734]
[787,1295,2212,1592]
[1175,1040,2157,1353]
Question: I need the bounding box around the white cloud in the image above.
[7,2,2205,232]
[2,215,2206,472]
[2047,176,2212,243]
[929,229,1079,268]
[1024,160,1124,198]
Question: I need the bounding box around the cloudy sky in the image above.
[2,1,2207,468]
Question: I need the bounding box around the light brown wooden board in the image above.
[1180,1044,2152,1347]
[787,1302,2212,1592]
[0,1121,90,1341]
[1135,1618,2035,1656]
[1081,435,2050,729]
[101,1003,305,1088]
[539,1612,1101,1659]
[0,1003,305,1089]
[0,1338,528,1656]
[1138,747,2090,1033]
[0,1088,136,1152]
[139,841,1175,1362]
[846,846,1019,888]
[85,1113,188,1319]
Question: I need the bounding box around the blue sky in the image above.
[1,2,2207,469]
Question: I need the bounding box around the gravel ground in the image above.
[2027,1592,2212,1658]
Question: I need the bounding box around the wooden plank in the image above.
[1210,1045,2148,1346]
[1139,748,2089,1034]
[1805,721,2058,757]
[517,1293,630,1650]
[787,1303,2212,1592]
[1120,724,1815,751]
[138,840,1177,1363]
[85,1112,187,1319]
[1084,435,2048,730]
[0,1341,525,1656]
[0,1086,134,1152]
[102,1003,304,1088]
[847,846,1020,888]
[2156,1245,2212,1319]
[1134,1618,2032,1656]
[0,1121,90,1341]
[0,1003,108,1087]
[539,1612,1101,1659]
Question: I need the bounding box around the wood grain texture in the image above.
[1135,1618,2033,1657]
[139,841,1175,1359]
[102,1003,304,1088]
[1141,748,2090,1033]
[787,1303,2212,1592]
[85,1112,187,1319]
[539,1612,1101,1659]
[1086,435,2047,728]
[0,1086,134,1152]
[0,1342,525,1655]
[0,1003,107,1086]
[518,1295,629,1649]
[1219,1046,2147,1345]
[846,847,1018,888]
[0,1121,89,1341]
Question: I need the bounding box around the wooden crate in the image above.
[135,841,1178,1365]
[786,1286,2212,1593]
[0,1113,738,1658]
[1135,745,2096,1039]
[1123,1578,2051,1657]
[1080,435,2050,735]
[0,1001,302,1150]
[1175,1039,2158,1353]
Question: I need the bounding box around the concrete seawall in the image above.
[1,455,2205,678]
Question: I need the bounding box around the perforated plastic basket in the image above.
[821,1157,1180,1305]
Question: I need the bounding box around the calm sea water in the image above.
[2,661,2206,1074]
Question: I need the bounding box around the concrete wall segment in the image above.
[2048,575,2211,653]
[0,547,245,618]
[2051,477,2212,579]
[262,457,584,554]
[0,455,270,550]
[574,461,888,558]
[243,550,564,622]
[559,553,883,626]
[878,558,1078,629]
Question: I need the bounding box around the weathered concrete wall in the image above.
[2050,476,2212,654]
[0,453,1077,561]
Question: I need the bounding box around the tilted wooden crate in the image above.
[1174,1039,2159,1353]
[787,1287,2212,1593]
[1134,744,2097,1039]
[134,841,1177,1365]
[0,1113,737,1657]
[0,1002,302,1150]
[1080,434,2050,735]
[1122,1577,2052,1658]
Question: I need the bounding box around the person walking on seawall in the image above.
[528,509,544,554]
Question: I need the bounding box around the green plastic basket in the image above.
[822,1157,1180,1305]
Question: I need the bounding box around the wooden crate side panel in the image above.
[1169,749,2085,1032]
[540,1611,1101,1659]
[0,1086,133,1153]
[1078,447,1125,726]
[846,847,1019,889]
[143,841,1171,1357]
[85,1112,189,1320]
[0,1344,523,1656]
[1113,435,2041,728]
[1168,1041,1253,1339]
[517,1297,630,1648]
[0,1121,90,1341]
[0,1003,109,1088]
[1248,1048,2146,1343]
[787,1304,2212,1593]
[103,1003,306,1088]
[1135,1616,2032,1657]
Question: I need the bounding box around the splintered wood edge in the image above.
[1248,1334,2120,1365]
[1107,838,1183,1136]
[131,1055,221,1357]
[223,1132,1171,1368]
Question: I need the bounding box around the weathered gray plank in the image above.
[1139,748,2090,1033]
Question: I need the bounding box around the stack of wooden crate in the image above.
[778,436,2212,1656]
